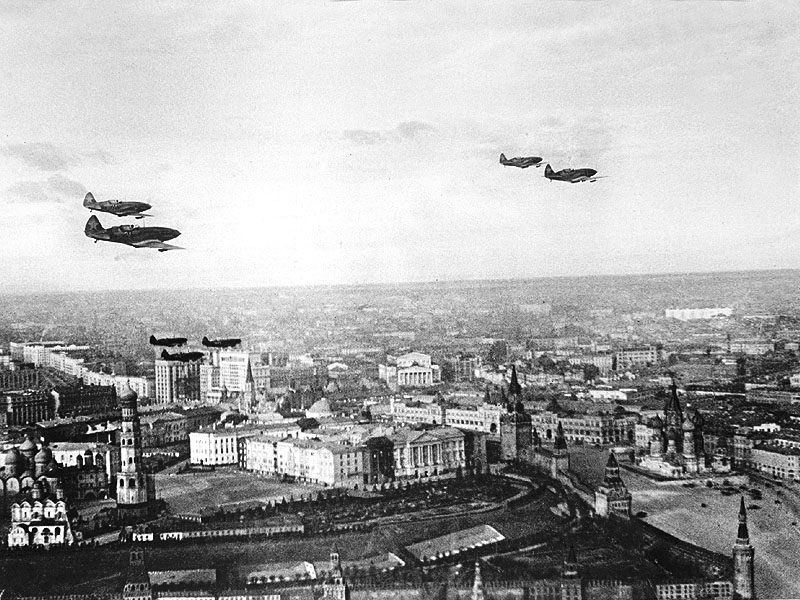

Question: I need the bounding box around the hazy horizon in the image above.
[2,1,798,293]
[1,265,798,298]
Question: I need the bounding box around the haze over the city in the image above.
[1,1,798,293]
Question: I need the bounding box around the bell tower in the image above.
[116,385,152,523]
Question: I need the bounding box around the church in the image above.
[636,383,708,478]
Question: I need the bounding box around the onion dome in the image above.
[19,434,38,456]
[5,447,22,467]
[20,469,34,479]
[35,446,53,465]
[46,458,59,473]
[649,415,663,429]
[119,385,138,409]
[306,398,332,418]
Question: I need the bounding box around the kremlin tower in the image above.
[732,497,755,600]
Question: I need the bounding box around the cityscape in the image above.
[2,1,799,599]
[0,270,799,598]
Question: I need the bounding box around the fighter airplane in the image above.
[149,335,188,347]
[160,350,205,362]
[543,164,605,183]
[83,192,152,219]
[499,153,543,169]
[84,216,183,252]
[202,336,242,348]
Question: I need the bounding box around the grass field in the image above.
[156,470,323,513]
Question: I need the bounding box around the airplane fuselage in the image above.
[88,200,152,217]
[500,155,543,168]
[105,225,181,245]
[545,164,599,183]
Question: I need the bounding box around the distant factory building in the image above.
[665,307,733,321]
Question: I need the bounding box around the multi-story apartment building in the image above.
[82,371,151,400]
[140,412,187,447]
[615,346,658,370]
[390,397,445,426]
[219,351,251,393]
[191,423,301,467]
[244,435,363,487]
[531,411,634,446]
[51,382,116,418]
[1,390,54,426]
[443,403,505,434]
[155,357,202,405]
[0,367,42,392]
[728,340,775,355]
[750,443,800,480]
[448,354,482,382]
[190,429,240,466]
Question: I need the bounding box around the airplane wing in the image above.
[133,213,154,219]
[131,240,185,251]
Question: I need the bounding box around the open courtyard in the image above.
[156,469,324,514]
[569,444,800,599]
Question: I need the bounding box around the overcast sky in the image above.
[1,1,798,293]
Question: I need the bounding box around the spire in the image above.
[603,451,624,488]
[471,560,485,600]
[737,496,750,542]
[554,421,567,451]
[508,365,522,398]
[500,387,509,411]
[562,540,579,578]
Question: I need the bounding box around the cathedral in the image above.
[637,383,708,478]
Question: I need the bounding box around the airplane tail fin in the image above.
[499,153,507,163]
[84,215,104,236]
[544,164,554,178]
[202,336,210,346]
[83,192,95,207]
[161,350,171,360]
[149,335,158,345]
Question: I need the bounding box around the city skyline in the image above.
[1,1,798,293]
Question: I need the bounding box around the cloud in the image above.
[6,174,86,204]
[343,130,385,145]
[343,121,436,145]
[84,149,115,165]
[48,174,87,197]
[7,181,54,203]
[1,143,78,171]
